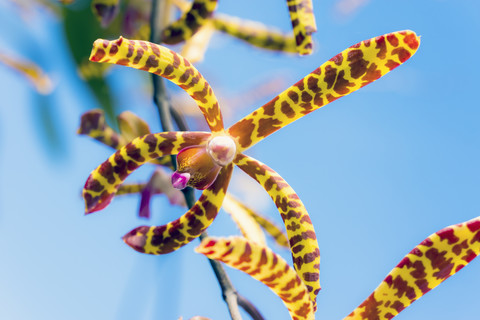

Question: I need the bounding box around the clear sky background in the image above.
[0,0,479,319]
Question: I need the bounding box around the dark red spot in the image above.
[387,34,399,47]
[392,47,411,63]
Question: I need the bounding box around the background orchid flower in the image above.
[83,30,419,310]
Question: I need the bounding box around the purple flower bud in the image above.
[171,172,191,190]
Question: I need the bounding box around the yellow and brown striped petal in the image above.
[89,37,224,132]
[83,131,211,213]
[235,153,320,308]
[116,183,147,195]
[286,0,317,55]
[344,216,480,320]
[196,236,315,320]
[161,0,218,45]
[228,30,420,152]
[123,165,233,254]
[212,14,297,53]
[78,109,127,149]
[78,110,174,168]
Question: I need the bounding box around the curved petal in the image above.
[89,37,224,132]
[123,165,233,254]
[224,193,289,248]
[83,131,211,213]
[286,0,317,55]
[212,14,297,53]
[223,194,267,246]
[235,153,320,308]
[196,236,315,320]
[228,30,420,152]
[161,0,218,45]
[116,183,147,195]
[344,216,480,320]
[78,110,175,168]
[180,21,216,63]
[78,109,126,149]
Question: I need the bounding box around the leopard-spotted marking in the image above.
[212,13,297,53]
[344,216,480,320]
[123,165,233,254]
[286,0,317,55]
[196,236,315,320]
[161,0,218,45]
[235,153,320,309]
[78,109,174,168]
[78,109,126,149]
[228,30,420,152]
[116,183,147,195]
[89,37,224,132]
[83,131,211,213]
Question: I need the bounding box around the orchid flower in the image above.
[83,30,420,309]
[198,215,480,319]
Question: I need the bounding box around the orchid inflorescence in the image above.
[77,25,471,319]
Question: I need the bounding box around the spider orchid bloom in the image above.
[84,30,420,308]
[197,216,480,320]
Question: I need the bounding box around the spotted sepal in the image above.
[235,153,320,308]
[286,0,317,55]
[196,236,315,320]
[344,216,480,320]
[91,0,120,27]
[78,109,127,149]
[116,183,147,195]
[78,109,174,168]
[123,165,233,254]
[161,0,218,45]
[89,37,224,132]
[228,30,420,152]
[212,14,297,53]
[223,194,267,246]
[83,131,211,213]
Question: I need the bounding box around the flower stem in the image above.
[149,1,263,319]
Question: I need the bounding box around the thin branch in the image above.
[149,1,263,320]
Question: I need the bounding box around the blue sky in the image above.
[0,0,479,319]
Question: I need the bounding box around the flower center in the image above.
[206,135,237,166]
[171,135,237,190]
